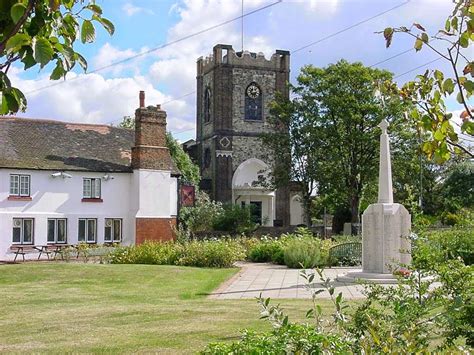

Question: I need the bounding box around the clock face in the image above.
[246,84,260,99]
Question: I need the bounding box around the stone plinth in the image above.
[338,203,411,284]
[362,203,411,273]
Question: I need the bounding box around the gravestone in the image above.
[338,119,411,283]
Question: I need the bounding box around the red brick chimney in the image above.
[131,91,173,170]
[139,90,145,108]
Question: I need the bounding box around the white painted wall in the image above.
[133,169,177,218]
[0,168,178,260]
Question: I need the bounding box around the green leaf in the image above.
[421,33,429,43]
[434,70,444,81]
[442,78,455,94]
[33,38,54,67]
[451,16,458,31]
[2,92,19,113]
[463,80,474,96]
[10,88,27,111]
[61,46,75,70]
[462,121,474,135]
[456,92,464,104]
[81,20,96,43]
[11,3,26,24]
[5,33,31,53]
[459,32,469,48]
[93,15,115,36]
[87,4,103,15]
[21,50,36,70]
[50,60,66,80]
[383,27,394,48]
[434,129,445,141]
[76,52,88,72]
[0,72,12,90]
[414,38,423,51]
[445,19,451,32]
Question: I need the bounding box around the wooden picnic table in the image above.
[9,244,73,262]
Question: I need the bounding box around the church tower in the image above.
[196,44,291,226]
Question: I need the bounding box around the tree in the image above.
[381,0,473,162]
[439,160,474,211]
[118,116,200,185]
[166,132,200,185]
[267,61,410,224]
[0,0,114,114]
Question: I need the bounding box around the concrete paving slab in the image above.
[209,262,371,300]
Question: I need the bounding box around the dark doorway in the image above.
[250,201,262,225]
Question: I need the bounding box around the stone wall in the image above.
[231,68,276,133]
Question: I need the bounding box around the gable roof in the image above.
[0,117,178,174]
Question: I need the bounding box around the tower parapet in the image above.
[197,44,290,75]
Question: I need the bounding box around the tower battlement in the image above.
[197,44,290,75]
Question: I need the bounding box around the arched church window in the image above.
[204,87,211,123]
[203,148,211,168]
[245,82,262,121]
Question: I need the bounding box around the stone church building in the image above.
[188,44,304,227]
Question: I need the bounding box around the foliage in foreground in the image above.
[203,226,474,353]
[203,260,473,354]
[1,0,114,114]
[381,0,473,161]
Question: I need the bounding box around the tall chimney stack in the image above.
[132,91,173,171]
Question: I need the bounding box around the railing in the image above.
[328,242,362,266]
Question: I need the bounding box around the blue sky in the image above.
[11,0,459,142]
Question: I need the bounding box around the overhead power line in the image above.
[369,48,413,68]
[291,1,410,53]
[25,0,283,95]
[394,57,443,78]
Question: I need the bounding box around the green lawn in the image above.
[0,263,333,353]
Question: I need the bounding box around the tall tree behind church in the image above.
[267,60,410,224]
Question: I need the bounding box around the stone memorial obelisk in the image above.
[338,119,411,283]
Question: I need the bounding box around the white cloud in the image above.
[148,0,277,120]
[92,43,150,76]
[306,0,340,15]
[122,2,154,16]
[9,68,193,132]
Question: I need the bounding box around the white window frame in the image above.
[104,218,122,243]
[12,218,34,245]
[10,174,30,196]
[82,178,101,199]
[78,218,97,243]
[47,219,67,244]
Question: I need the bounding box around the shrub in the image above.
[179,191,224,233]
[176,240,245,268]
[108,239,244,268]
[202,324,351,354]
[413,227,474,267]
[108,241,181,265]
[247,237,285,264]
[283,238,324,269]
[440,211,461,226]
[212,204,257,234]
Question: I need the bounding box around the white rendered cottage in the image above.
[0,92,179,260]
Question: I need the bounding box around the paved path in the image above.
[209,262,367,300]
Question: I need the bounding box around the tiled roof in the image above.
[0,117,178,174]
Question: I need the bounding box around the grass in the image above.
[0,263,335,353]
